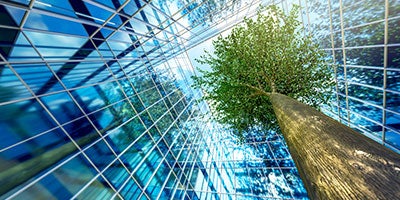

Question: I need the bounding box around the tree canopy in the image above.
[192,5,333,139]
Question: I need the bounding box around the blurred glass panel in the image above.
[54,62,113,89]
[71,81,124,113]
[84,139,116,171]
[145,160,170,199]
[24,31,90,60]
[62,117,99,149]
[387,46,400,69]
[307,0,330,48]
[0,99,57,150]
[386,111,400,133]
[388,17,400,44]
[347,84,383,106]
[76,176,115,199]
[385,129,400,150]
[24,12,88,36]
[103,160,130,190]
[120,177,142,199]
[350,112,382,140]
[2,31,43,62]
[106,117,145,153]
[345,22,384,47]
[41,92,83,124]
[13,63,65,95]
[13,154,97,199]
[84,1,113,26]
[0,66,32,103]
[88,106,117,131]
[148,100,168,121]
[386,91,400,113]
[348,98,383,123]
[282,168,308,199]
[0,127,79,196]
[389,0,400,18]
[32,1,76,18]
[346,67,383,87]
[346,47,384,67]
[342,0,385,28]
[386,70,400,92]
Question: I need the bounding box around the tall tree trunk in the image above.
[269,93,400,199]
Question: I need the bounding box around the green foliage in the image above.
[192,5,333,138]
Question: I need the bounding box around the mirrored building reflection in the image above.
[0,0,398,199]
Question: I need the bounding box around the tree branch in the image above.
[234,82,271,96]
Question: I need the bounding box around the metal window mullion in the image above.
[382,0,389,144]
[338,0,351,124]
[327,0,342,122]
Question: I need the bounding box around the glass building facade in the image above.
[0,0,398,200]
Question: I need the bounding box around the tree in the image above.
[192,5,332,139]
[192,5,400,199]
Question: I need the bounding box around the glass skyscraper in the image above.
[0,0,398,199]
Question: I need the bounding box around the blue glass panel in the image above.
[2,5,25,26]
[385,129,400,150]
[0,127,70,164]
[386,111,400,133]
[24,31,88,60]
[105,117,145,152]
[84,2,113,26]
[387,70,400,92]
[0,127,78,196]
[2,32,43,62]
[148,101,169,120]
[32,1,76,18]
[84,139,117,171]
[134,149,162,187]
[62,117,100,149]
[350,112,382,140]
[149,126,162,141]
[0,99,57,150]
[269,141,291,159]
[281,168,308,199]
[54,62,113,89]
[120,177,142,200]
[103,160,130,190]
[71,81,124,113]
[386,91,400,113]
[89,100,135,134]
[146,160,170,199]
[41,92,83,124]
[24,12,87,36]
[13,63,65,95]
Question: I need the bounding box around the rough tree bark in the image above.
[269,93,400,199]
